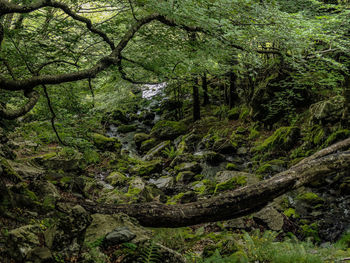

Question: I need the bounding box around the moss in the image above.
[130,159,163,177]
[151,120,187,139]
[324,129,350,147]
[214,176,247,194]
[283,208,299,218]
[105,171,128,187]
[297,192,324,205]
[117,124,137,133]
[83,149,100,164]
[254,126,300,152]
[226,163,238,171]
[166,192,185,205]
[140,138,158,152]
[91,133,121,152]
[192,179,216,195]
[256,163,273,175]
[0,158,22,182]
[301,222,320,242]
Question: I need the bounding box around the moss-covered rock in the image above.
[91,133,121,152]
[143,140,171,161]
[176,171,196,184]
[174,162,202,174]
[309,95,344,125]
[105,171,128,187]
[134,133,151,148]
[140,138,159,153]
[214,175,247,194]
[254,126,300,152]
[297,192,324,206]
[226,163,238,171]
[191,179,216,196]
[117,124,137,133]
[130,159,163,177]
[151,120,187,140]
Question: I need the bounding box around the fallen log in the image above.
[60,140,350,228]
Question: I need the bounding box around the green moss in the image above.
[254,126,300,152]
[192,179,216,195]
[324,129,350,147]
[301,223,320,242]
[283,208,299,218]
[297,192,324,205]
[256,163,272,175]
[151,120,187,139]
[83,149,100,164]
[214,176,247,194]
[166,192,185,205]
[0,158,22,182]
[140,138,158,152]
[91,133,121,152]
[226,163,238,171]
[117,124,137,133]
[130,159,162,177]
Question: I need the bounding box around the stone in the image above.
[176,171,196,184]
[253,206,284,231]
[130,159,163,177]
[213,138,237,154]
[174,162,202,173]
[143,140,171,161]
[105,171,128,187]
[117,124,137,133]
[151,120,187,140]
[134,133,151,148]
[140,138,159,153]
[215,170,258,185]
[149,177,174,190]
[195,151,225,165]
[85,213,150,245]
[91,133,121,152]
[26,247,53,263]
[104,226,136,246]
[7,224,41,260]
[309,95,344,124]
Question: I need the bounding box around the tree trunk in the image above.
[64,138,350,228]
[193,77,201,121]
[202,73,209,106]
[342,74,350,128]
[229,71,238,109]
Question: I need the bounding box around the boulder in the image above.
[91,133,121,152]
[149,176,174,190]
[104,226,136,246]
[151,120,187,140]
[85,213,151,245]
[309,95,344,124]
[130,159,163,177]
[176,171,196,184]
[140,138,159,153]
[174,162,202,174]
[134,133,151,148]
[143,140,171,161]
[253,206,284,231]
[105,171,128,187]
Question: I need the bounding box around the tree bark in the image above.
[193,77,201,121]
[229,71,238,109]
[64,138,350,228]
[202,73,209,106]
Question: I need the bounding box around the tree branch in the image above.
[61,143,350,227]
[0,89,39,119]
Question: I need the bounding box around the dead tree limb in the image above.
[62,140,350,228]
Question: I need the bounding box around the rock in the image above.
[46,205,92,253]
[139,185,167,203]
[7,224,41,260]
[151,120,187,140]
[215,170,258,185]
[140,138,159,153]
[170,154,195,167]
[104,226,136,246]
[118,124,137,133]
[309,95,344,124]
[149,176,174,190]
[174,162,202,173]
[179,191,197,203]
[213,138,237,154]
[130,159,163,177]
[134,133,151,148]
[195,151,225,165]
[253,206,284,231]
[105,171,128,187]
[128,177,145,194]
[236,146,248,155]
[31,152,82,172]
[223,218,252,230]
[191,179,216,196]
[26,247,53,263]
[7,160,44,179]
[143,140,171,161]
[30,180,60,210]
[85,213,150,245]
[176,171,195,184]
[91,133,121,152]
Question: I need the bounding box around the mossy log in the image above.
[62,138,350,228]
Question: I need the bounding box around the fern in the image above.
[162,146,178,159]
[140,240,161,263]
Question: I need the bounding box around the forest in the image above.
[1,0,350,262]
